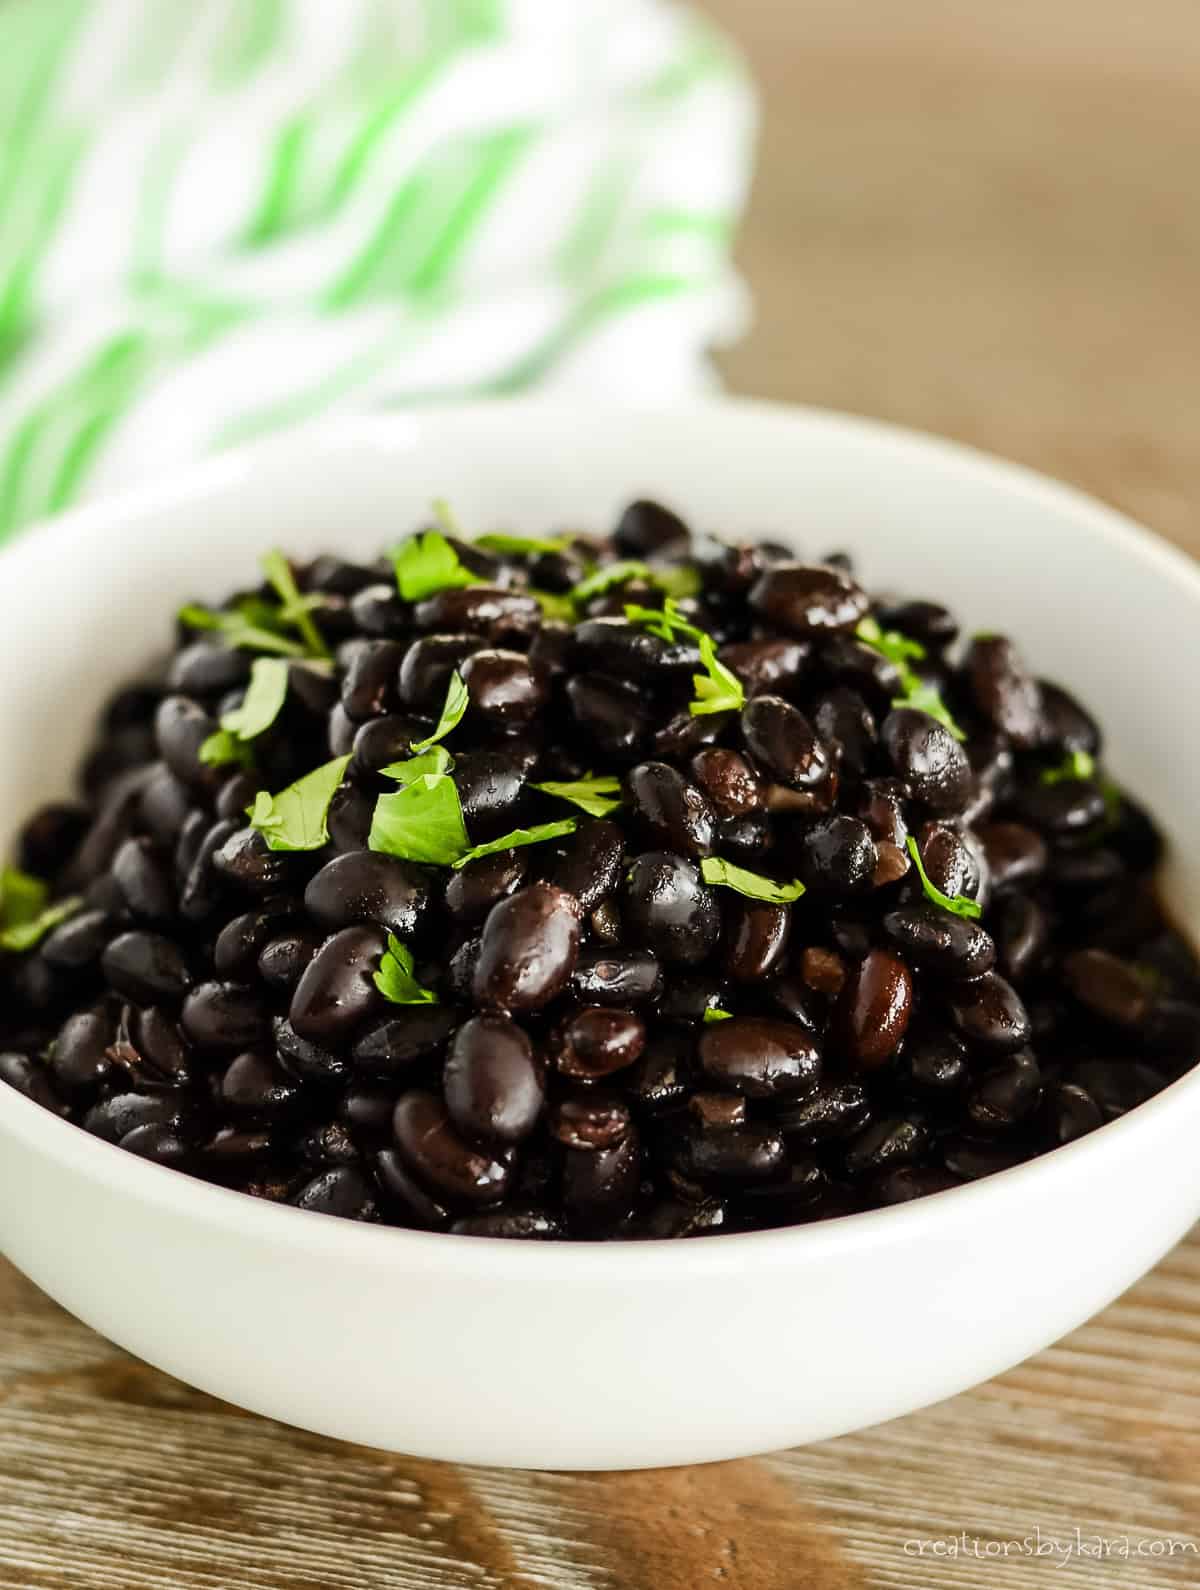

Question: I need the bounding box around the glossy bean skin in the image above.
[289,925,387,1046]
[565,674,650,758]
[881,905,996,980]
[748,563,870,635]
[392,1091,513,1205]
[292,1167,378,1222]
[472,884,581,1012]
[550,1093,632,1151]
[947,972,1032,1053]
[964,635,1044,748]
[445,850,528,924]
[49,1009,114,1093]
[690,748,763,817]
[723,901,791,983]
[414,586,540,639]
[398,634,479,710]
[561,1129,641,1233]
[154,696,223,790]
[967,1049,1042,1130]
[673,1122,787,1185]
[1060,948,1149,1030]
[742,696,830,790]
[444,1014,544,1143]
[553,1007,645,1080]
[543,820,624,912]
[698,1017,821,1098]
[181,982,271,1052]
[101,932,191,1005]
[305,851,432,937]
[798,815,876,895]
[627,762,715,858]
[834,949,913,1070]
[570,947,663,1007]
[461,649,547,727]
[881,709,972,814]
[624,852,720,965]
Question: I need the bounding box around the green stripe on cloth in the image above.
[321,165,436,309]
[213,0,286,87]
[0,130,87,361]
[241,113,312,245]
[321,62,447,218]
[407,126,533,297]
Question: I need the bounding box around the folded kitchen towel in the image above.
[0,0,755,543]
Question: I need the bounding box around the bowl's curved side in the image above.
[1,398,1199,1467]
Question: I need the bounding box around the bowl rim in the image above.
[3,394,1200,1278]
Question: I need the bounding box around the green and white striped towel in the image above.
[0,0,754,545]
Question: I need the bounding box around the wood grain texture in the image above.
[3,2,1200,1585]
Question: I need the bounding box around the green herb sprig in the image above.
[700,857,805,903]
[531,775,623,818]
[410,671,469,756]
[1041,749,1097,785]
[451,819,579,870]
[374,935,439,1005]
[856,616,965,740]
[906,836,982,920]
[247,755,351,851]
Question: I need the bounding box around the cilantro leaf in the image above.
[699,857,805,902]
[703,1007,733,1024]
[260,550,330,659]
[1042,749,1097,785]
[0,895,82,953]
[653,563,702,600]
[529,589,575,623]
[199,729,253,769]
[692,633,745,717]
[247,755,351,851]
[220,656,290,743]
[393,530,477,602]
[856,616,964,739]
[570,560,653,604]
[531,775,623,818]
[379,746,453,785]
[475,532,575,556]
[451,818,579,870]
[178,601,306,657]
[374,934,439,1005]
[369,772,469,865]
[906,836,983,920]
[410,670,469,756]
[855,615,927,666]
[623,597,701,643]
[895,680,966,741]
[0,865,48,931]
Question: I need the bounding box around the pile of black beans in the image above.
[2,500,1197,1240]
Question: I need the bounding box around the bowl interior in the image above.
[2,398,1198,927]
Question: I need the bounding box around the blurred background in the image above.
[703,0,1199,550]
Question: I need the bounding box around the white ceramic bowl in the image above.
[1,400,1198,1471]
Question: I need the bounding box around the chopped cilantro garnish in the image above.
[260,550,329,659]
[475,532,575,556]
[0,894,82,953]
[393,530,477,603]
[247,755,351,851]
[856,615,964,739]
[699,857,805,902]
[531,775,623,818]
[410,670,469,756]
[1041,749,1097,785]
[178,600,306,658]
[906,836,983,920]
[374,934,439,1005]
[691,632,745,717]
[451,818,579,870]
[703,1007,733,1024]
[369,769,469,865]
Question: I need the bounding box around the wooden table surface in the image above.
[4,4,1200,1586]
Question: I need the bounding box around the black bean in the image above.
[570,947,663,1007]
[221,1050,301,1118]
[444,1014,543,1143]
[627,762,715,858]
[562,1128,641,1232]
[698,1016,820,1098]
[415,586,540,639]
[543,819,625,912]
[775,1082,871,1144]
[976,821,1048,891]
[881,708,972,813]
[340,639,404,722]
[18,802,89,878]
[1068,1059,1167,1120]
[372,1147,453,1229]
[338,1083,398,1139]
[550,1093,632,1150]
[154,695,222,790]
[274,1017,349,1082]
[742,695,830,789]
[613,498,688,555]
[258,930,319,992]
[690,749,763,817]
[994,893,1049,983]
[875,599,959,648]
[1042,1082,1103,1145]
[799,814,877,894]
[748,563,869,635]
[348,714,427,779]
[181,981,270,1052]
[673,1122,786,1185]
[450,1208,564,1240]
[41,908,112,970]
[942,1135,1032,1180]
[553,1007,645,1080]
[167,643,251,698]
[963,635,1044,747]
[304,850,431,938]
[718,639,809,698]
[834,949,913,1070]
[289,925,387,1046]
[350,582,407,637]
[461,649,547,726]
[566,673,651,758]
[83,1090,182,1143]
[472,884,580,1012]
[1061,948,1150,1030]
[624,852,720,965]
[898,1028,969,1096]
[876,1167,963,1205]
[572,619,699,684]
[398,634,479,710]
[392,1090,513,1204]
[122,1005,191,1085]
[1039,681,1100,754]
[50,1009,114,1092]
[1014,778,1107,836]
[451,750,527,839]
[881,904,995,980]
[967,1048,1041,1130]
[445,850,528,924]
[947,972,1032,1052]
[721,900,790,984]
[111,837,174,922]
[844,1113,931,1176]
[293,1167,378,1222]
[0,1052,66,1114]
[102,931,191,1005]
[915,822,989,909]
[213,825,299,894]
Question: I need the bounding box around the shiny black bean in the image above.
[340,639,404,722]
[876,1167,963,1205]
[167,643,251,698]
[623,852,720,966]
[111,837,173,922]
[572,619,699,684]
[102,931,191,1005]
[881,708,972,813]
[942,1135,1032,1180]
[915,822,989,908]
[1013,778,1107,835]
[550,1093,632,1150]
[742,695,830,789]
[716,811,775,862]
[338,1082,397,1139]
[673,1122,786,1185]
[1059,948,1150,1031]
[450,750,527,839]
[625,1034,693,1113]
[348,714,427,779]
[967,1048,1041,1130]
[570,947,663,1007]
[875,599,959,648]
[274,1017,349,1082]
[722,900,790,984]
[460,648,547,727]
[947,972,1032,1052]
[748,562,869,635]
[49,1009,114,1092]
[289,925,387,1046]
[718,638,809,698]
[18,802,89,878]
[963,635,1044,747]
[1038,681,1100,754]
[899,1028,969,1096]
[627,762,715,858]
[451,1209,564,1240]
[562,1128,641,1233]
[293,1167,378,1222]
[698,1016,820,1098]
[472,884,580,1011]
[212,825,299,895]
[613,498,688,555]
[392,1090,513,1204]
[181,981,270,1052]
[154,695,222,790]
[1068,1059,1167,1120]
[445,935,482,1003]
[881,904,995,980]
[0,1052,66,1114]
[444,1014,543,1143]
[566,673,651,758]
[445,850,527,925]
[122,1005,191,1086]
[799,814,877,894]
[258,930,319,992]
[64,767,149,887]
[83,1090,182,1143]
[844,1112,931,1176]
[350,582,407,636]
[398,634,479,710]
[41,908,111,970]
[553,1007,645,1080]
[304,850,431,938]
[834,949,913,1069]
[415,586,540,639]
[371,1148,452,1229]
[214,901,296,979]
[994,893,1048,983]
[1042,1081,1103,1145]
[221,1049,301,1118]
[689,749,763,818]
[542,819,624,912]
[976,821,1048,891]
[775,1082,871,1144]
